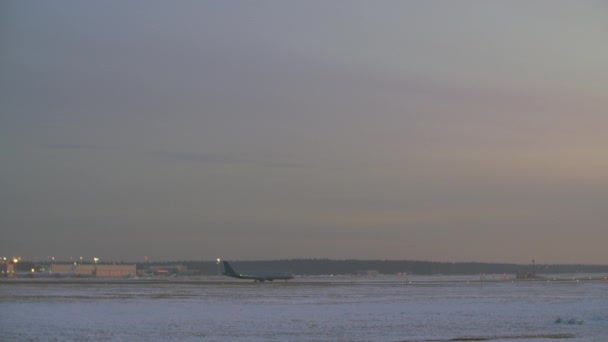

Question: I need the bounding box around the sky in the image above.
[2,1,608,264]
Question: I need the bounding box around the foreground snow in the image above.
[1,275,607,341]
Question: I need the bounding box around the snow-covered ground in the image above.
[1,275,607,341]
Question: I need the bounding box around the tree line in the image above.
[136,259,608,276]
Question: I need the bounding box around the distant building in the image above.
[95,265,137,277]
[51,264,136,277]
[140,264,188,276]
[0,260,14,276]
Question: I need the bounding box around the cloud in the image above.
[44,143,118,151]
[44,143,305,168]
[147,150,306,168]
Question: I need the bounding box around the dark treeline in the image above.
[135,259,608,276]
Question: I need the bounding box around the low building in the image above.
[50,264,136,277]
[140,264,187,276]
[0,260,14,276]
[95,265,136,277]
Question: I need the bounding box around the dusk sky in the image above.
[2,1,608,263]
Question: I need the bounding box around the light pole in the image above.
[216,258,221,276]
[12,257,19,276]
[93,257,99,277]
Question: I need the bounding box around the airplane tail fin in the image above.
[223,261,238,276]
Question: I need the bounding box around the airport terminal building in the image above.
[51,264,136,277]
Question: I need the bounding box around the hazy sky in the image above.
[2,1,608,263]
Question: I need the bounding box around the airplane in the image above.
[222,261,294,282]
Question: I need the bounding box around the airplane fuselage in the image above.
[222,261,294,282]
[231,272,294,282]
